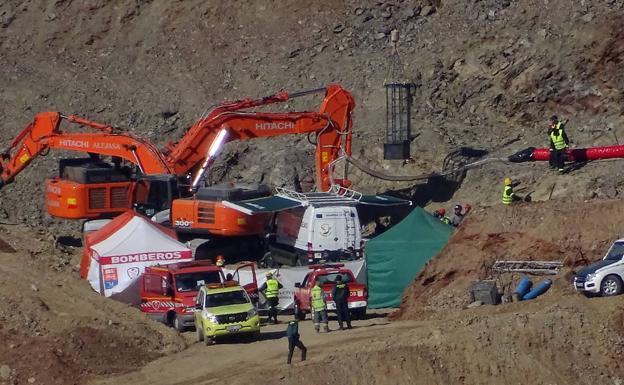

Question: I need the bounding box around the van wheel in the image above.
[261,252,277,268]
[600,275,623,296]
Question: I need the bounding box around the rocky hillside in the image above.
[1,0,624,234]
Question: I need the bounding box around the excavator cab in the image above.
[132,174,180,218]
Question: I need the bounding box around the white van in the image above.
[263,203,362,267]
[222,186,409,267]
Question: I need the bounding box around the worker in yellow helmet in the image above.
[548,115,569,173]
[502,177,525,205]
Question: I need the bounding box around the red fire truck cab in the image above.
[140,260,257,331]
[293,263,367,320]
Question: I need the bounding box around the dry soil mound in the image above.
[0,230,186,385]
[395,199,624,320]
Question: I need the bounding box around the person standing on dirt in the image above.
[450,204,471,227]
[286,316,307,364]
[332,275,352,330]
[502,177,524,205]
[433,208,451,225]
[311,280,329,332]
[548,115,569,173]
[259,272,283,324]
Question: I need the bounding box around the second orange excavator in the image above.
[0,84,356,239]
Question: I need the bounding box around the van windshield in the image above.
[205,290,248,308]
[605,242,624,261]
[316,273,353,285]
[175,271,222,292]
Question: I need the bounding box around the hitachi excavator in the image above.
[0,84,355,238]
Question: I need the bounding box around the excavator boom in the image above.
[0,111,171,187]
[166,84,355,191]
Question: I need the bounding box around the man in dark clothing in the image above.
[450,204,471,227]
[286,317,307,364]
[548,115,570,172]
[331,275,351,330]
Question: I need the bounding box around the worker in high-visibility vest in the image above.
[502,177,524,205]
[311,280,329,333]
[433,208,451,225]
[259,272,283,324]
[548,115,569,172]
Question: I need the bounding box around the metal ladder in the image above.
[275,185,363,206]
[343,208,356,246]
[492,260,563,275]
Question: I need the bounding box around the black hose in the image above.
[345,156,509,182]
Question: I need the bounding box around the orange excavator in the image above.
[0,84,355,238]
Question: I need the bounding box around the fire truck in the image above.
[293,263,367,320]
[139,260,257,331]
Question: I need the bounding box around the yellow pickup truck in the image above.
[194,282,260,345]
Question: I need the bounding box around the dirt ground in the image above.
[91,312,393,385]
[0,237,186,385]
[3,197,624,385]
[2,0,624,235]
[395,198,624,320]
[85,198,624,385]
[91,297,624,385]
[3,1,624,384]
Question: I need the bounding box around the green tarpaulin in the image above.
[222,195,301,215]
[365,207,453,308]
[360,194,411,206]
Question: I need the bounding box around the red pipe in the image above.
[533,145,624,162]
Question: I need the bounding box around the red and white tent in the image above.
[80,211,192,301]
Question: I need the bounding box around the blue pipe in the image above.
[522,279,552,301]
[514,276,532,297]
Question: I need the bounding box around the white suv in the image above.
[574,239,624,296]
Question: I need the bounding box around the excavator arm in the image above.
[0,111,172,187]
[166,84,355,192]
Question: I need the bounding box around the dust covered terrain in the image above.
[2,0,624,384]
[2,0,624,232]
[94,199,624,385]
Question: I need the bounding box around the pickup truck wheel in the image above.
[351,308,367,320]
[196,325,204,342]
[173,314,186,332]
[600,275,623,296]
[294,302,305,320]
